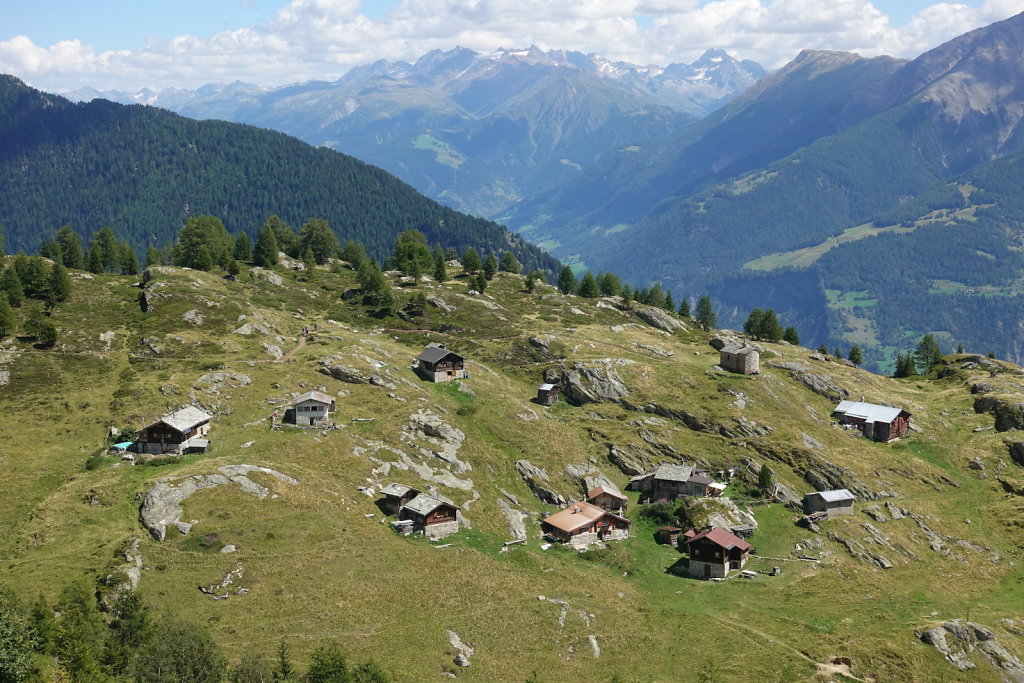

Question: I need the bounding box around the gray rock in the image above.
[497,499,528,541]
[1008,442,1024,467]
[427,297,456,313]
[767,361,850,401]
[250,267,283,286]
[920,620,1024,678]
[634,306,687,332]
[319,365,370,384]
[559,360,631,405]
[515,460,566,506]
[262,343,284,360]
[197,372,252,386]
[220,544,237,553]
[234,322,272,335]
[140,465,298,541]
[972,382,997,394]
[182,309,204,325]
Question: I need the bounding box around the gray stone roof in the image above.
[381,483,417,498]
[809,489,855,503]
[720,343,758,356]
[652,463,694,483]
[290,390,334,406]
[834,400,907,423]
[149,406,211,433]
[402,493,457,516]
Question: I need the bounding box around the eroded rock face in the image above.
[515,460,566,506]
[319,365,370,384]
[975,397,1024,431]
[918,620,1024,679]
[140,465,298,541]
[766,360,850,402]
[404,410,470,474]
[559,360,631,405]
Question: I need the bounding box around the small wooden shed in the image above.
[537,382,560,406]
[657,526,683,547]
[414,343,466,382]
[832,400,911,442]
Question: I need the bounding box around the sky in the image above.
[1,0,1022,93]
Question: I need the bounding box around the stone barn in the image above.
[414,343,466,383]
[380,483,420,514]
[685,527,751,579]
[719,342,760,374]
[803,489,855,518]
[135,406,212,455]
[541,501,631,548]
[832,400,911,442]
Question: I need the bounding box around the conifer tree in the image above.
[664,290,675,313]
[273,641,294,682]
[499,250,520,274]
[39,239,61,264]
[303,248,317,281]
[87,245,103,274]
[914,334,942,373]
[818,343,829,355]
[461,247,482,274]
[254,223,280,268]
[54,581,106,682]
[483,253,497,281]
[0,296,15,338]
[833,347,842,359]
[104,589,151,676]
[91,227,119,272]
[0,587,37,682]
[145,247,161,269]
[577,271,599,298]
[341,240,367,271]
[306,643,349,683]
[1,266,25,307]
[118,243,139,275]
[47,261,71,307]
[433,249,447,283]
[29,593,55,654]
[648,282,665,308]
[758,309,783,341]
[744,308,764,338]
[525,271,537,293]
[234,232,252,262]
[678,297,690,317]
[848,344,863,366]
[696,294,716,331]
[266,215,299,258]
[300,218,341,265]
[783,326,800,345]
[556,265,575,294]
[599,272,620,297]
[192,244,215,272]
[474,273,487,293]
[55,226,84,270]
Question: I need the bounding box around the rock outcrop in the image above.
[559,360,631,405]
[767,360,850,402]
[918,620,1024,678]
[633,306,688,333]
[140,465,298,541]
[515,460,567,506]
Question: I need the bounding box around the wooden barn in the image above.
[541,501,631,548]
[657,526,683,547]
[380,482,421,514]
[135,406,211,455]
[685,527,752,579]
[586,485,628,514]
[536,382,560,406]
[719,342,760,375]
[628,463,694,502]
[803,489,855,518]
[414,343,466,382]
[397,493,461,540]
[285,390,336,426]
[832,400,911,442]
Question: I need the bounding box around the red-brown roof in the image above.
[543,501,630,534]
[587,485,627,501]
[685,527,751,551]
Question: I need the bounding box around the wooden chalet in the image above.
[683,472,726,498]
[135,406,211,455]
[537,382,560,406]
[285,390,336,426]
[414,343,466,383]
[541,501,631,548]
[657,526,683,547]
[397,493,460,540]
[586,485,628,514]
[719,342,760,375]
[803,489,855,518]
[685,527,752,579]
[832,400,910,442]
[628,463,694,502]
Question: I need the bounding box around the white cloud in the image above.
[2,0,1022,92]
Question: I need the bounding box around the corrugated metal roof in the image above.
[652,463,694,483]
[686,526,751,551]
[290,390,334,406]
[810,489,855,503]
[543,501,630,533]
[148,406,211,433]
[538,383,556,391]
[834,400,906,423]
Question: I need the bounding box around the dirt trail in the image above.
[282,333,307,361]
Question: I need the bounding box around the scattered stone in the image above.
[200,563,245,599]
[182,309,204,325]
[427,297,456,313]
[447,631,474,668]
[972,382,997,394]
[918,620,1024,678]
[249,267,284,286]
[220,544,237,553]
[516,408,539,422]
[99,331,116,349]
[262,343,284,360]
[160,383,179,395]
[588,635,601,659]
[196,372,252,387]
[319,365,370,384]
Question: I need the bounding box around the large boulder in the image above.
[319,365,370,384]
[633,306,688,333]
[559,360,631,405]
[515,460,567,506]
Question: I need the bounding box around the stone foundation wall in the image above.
[424,520,460,540]
[688,559,728,579]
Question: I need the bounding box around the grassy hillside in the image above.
[2,259,1024,680]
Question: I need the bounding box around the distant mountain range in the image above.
[0,75,558,275]
[510,12,1024,368]
[67,46,765,220]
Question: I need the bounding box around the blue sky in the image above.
[1,0,1020,91]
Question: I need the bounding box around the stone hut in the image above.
[832,400,911,442]
[719,342,760,375]
[541,501,631,548]
[135,406,211,455]
[380,482,420,514]
[414,343,466,383]
[685,527,751,579]
[803,489,855,518]
[536,382,560,406]
[285,390,336,426]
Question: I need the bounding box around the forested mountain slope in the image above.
[0,76,557,275]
